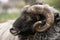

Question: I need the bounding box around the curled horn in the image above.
[27,5,54,32]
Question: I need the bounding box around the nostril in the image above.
[10,28,14,30]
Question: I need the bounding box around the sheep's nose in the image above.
[10,28,18,36]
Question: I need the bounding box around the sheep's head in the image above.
[10,5,54,36]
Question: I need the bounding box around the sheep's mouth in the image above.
[10,28,20,36]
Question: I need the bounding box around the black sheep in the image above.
[10,5,60,40]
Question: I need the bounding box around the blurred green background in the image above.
[0,0,60,23]
[45,0,60,11]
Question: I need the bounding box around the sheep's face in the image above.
[10,12,41,36]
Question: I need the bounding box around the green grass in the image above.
[0,13,20,23]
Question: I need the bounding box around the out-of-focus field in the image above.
[0,0,60,23]
[0,13,20,23]
[46,0,60,11]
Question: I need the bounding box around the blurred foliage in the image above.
[16,0,60,9]
[24,0,36,4]
[45,0,60,8]
[0,13,20,23]
[16,1,25,8]
[0,0,60,22]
